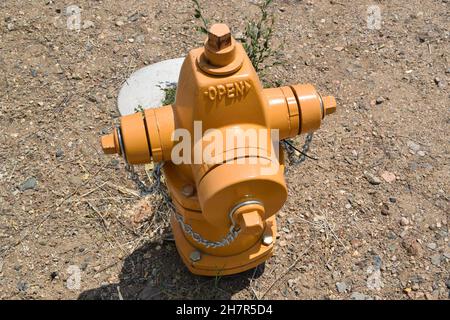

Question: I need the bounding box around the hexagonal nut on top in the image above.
[207,23,232,51]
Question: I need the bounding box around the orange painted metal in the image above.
[100,23,336,276]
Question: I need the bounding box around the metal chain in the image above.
[282,133,314,165]
[174,212,241,248]
[124,162,242,248]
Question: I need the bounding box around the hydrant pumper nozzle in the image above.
[100,23,336,276]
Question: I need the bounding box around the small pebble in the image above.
[17,281,28,292]
[400,217,409,226]
[350,292,372,300]
[56,149,64,158]
[407,141,421,153]
[417,150,426,157]
[430,254,441,266]
[364,172,381,185]
[381,171,396,183]
[375,96,385,104]
[19,177,38,191]
[381,203,390,216]
[336,282,348,293]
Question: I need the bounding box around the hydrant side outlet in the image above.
[100,24,337,276]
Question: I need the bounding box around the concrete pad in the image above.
[117,57,184,115]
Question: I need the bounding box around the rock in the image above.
[30,69,38,77]
[19,177,37,191]
[389,196,397,203]
[56,149,64,158]
[381,203,390,216]
[402,239,422,256]
[417,150,426,157]
[136,35,145,43]
[373,255,382,270]
[17,280,28,292]
[336,281,348,293]
[427,243,437,250]
[430,254,441,266]
[375,96,385,104]
[82,20,95,29]
[434,77,447,88]
[381,171,396,183]
[279,240,287,247]
[400,217,410,226]
[0,258,3,273]
[407,141,421,153]
[6,22,15,31]
[129,198,153,224]
[350,292,372,300]
[366,268,383,290]
[364,172,381,185]
[115,20,124,27]
[446,278,450,289]
[128,12,140,22]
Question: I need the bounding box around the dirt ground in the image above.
[0,0,448,300]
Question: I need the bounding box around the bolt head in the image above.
[181,184,195,197]
[262,235,273,246]
[189,250,201,262]
[207,23,231,51]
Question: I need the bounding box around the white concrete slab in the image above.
[117,57,185,115]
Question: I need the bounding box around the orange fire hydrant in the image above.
[101,24,336,276]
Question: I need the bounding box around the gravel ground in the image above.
[0,0,448,300]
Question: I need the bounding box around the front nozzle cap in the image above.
[322,96,337,116]
[101,129,119,155]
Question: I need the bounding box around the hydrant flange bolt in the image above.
[189,250,201,262]
[181,184,195,197]
[262,235,273,246]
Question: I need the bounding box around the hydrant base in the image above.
[170,214,277,276]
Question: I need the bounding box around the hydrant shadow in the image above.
[78,235,265,300]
